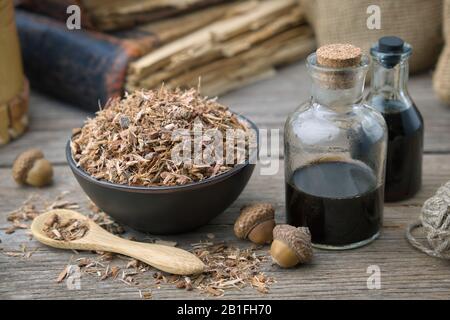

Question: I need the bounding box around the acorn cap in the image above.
[12,149,44,184]
[273,225,313,263]
[234,203,275,239]
[316,44,362,68]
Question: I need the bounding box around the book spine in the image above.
[16,10,133,110]
[18,0,228,31]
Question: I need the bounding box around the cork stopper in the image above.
[317,44,362,68]
[311,44,366,90]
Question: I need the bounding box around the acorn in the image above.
[12,149,53,187]
[270,225,313,268]
[234,203,276,245]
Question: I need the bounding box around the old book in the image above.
[15,2,242,109]
[17,0,227,31]
[17,0,314,109]
[16,9,156,110]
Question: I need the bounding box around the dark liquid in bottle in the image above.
[286,161,383,247]
[381,102,423,202]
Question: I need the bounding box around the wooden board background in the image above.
[1,61,450,299]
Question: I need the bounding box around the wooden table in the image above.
[1,62,450,300]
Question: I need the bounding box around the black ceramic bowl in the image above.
[66,116,258,234]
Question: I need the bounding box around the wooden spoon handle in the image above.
[80,226,205,275]
[111,239,205,275]
[31,210,205,275]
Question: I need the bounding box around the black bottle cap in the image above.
[372,36,411,68]
[378,36,405,53]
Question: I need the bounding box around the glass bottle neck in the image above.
[311,78,366,109]
[371,59,409,94]
[306,52,370,111]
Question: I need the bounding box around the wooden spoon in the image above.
[31,209,205,275]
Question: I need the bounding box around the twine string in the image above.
[406,221,450,260]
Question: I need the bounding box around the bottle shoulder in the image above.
[364,92,424,132]
[365,89,418,114]
[285,101,387,147]
[286,101,387,129]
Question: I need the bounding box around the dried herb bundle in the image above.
[5,193,123,238]
[2,243,38,260]
[6,193,79,235]
[6,195,41,235]
[71,87,252,187]
[64,241,274,297]
[43,214,89,241]
[88,202,125,235]
[192,242,274,295]
[5,196,274,297]
[154,242,275,296]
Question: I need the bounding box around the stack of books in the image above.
[16,0,314,110]
[19,0,225,31]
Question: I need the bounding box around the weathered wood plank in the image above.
[1,61,449,300]
[0,155,449,230]
[1,156,449,299]
[2,213,450,300]
[0,62,449,166]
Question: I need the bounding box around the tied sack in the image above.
[434,0,450,105]
[301,0,443,74]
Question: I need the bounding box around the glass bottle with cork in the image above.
[284,44,387,250]
[365,36,424,202]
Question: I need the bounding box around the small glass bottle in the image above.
[365,36,424,202]
[284,44,387,250]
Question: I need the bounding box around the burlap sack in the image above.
[433,0,450,104]
[301,0,443,74]
[0,0,28,145]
